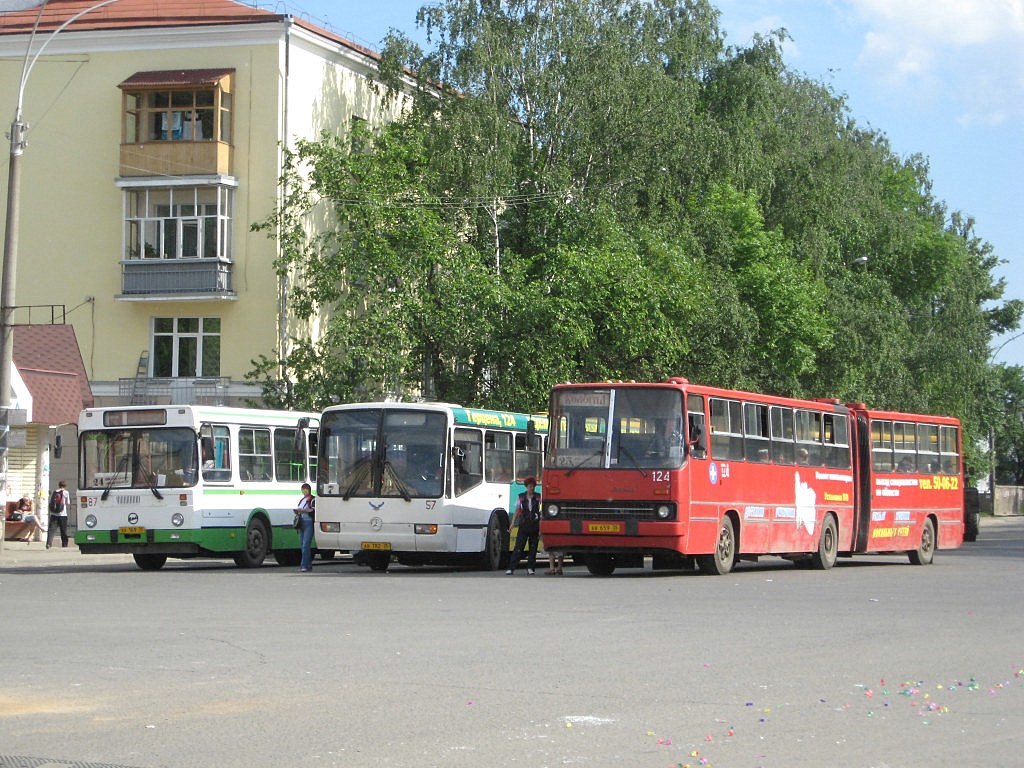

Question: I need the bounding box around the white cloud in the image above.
[850,0,1024,47]
[847,0,1024,124]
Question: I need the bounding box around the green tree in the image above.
[248,0,1021,448]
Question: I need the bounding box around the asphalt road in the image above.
[1,517,1022,768]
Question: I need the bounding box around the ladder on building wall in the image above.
[130,351,149,405]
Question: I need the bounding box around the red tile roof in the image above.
[17,368,86,425]
[0,0,285,33]
[12,324,93,425]
[0,0,381,60]
[118,68,235,89]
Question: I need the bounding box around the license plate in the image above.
[119,526,145,536]
[586,522,623,534]
[361,542,392,551]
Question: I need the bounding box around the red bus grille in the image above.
[552,501,664,521]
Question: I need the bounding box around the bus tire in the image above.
[698,516,736,575]
[908,517,935,565]
[585,553,616,576]
[811,515,838,570]
[479,511,507,571]
[318,550,336,561]
[274,550,301,567]
[234,518,269,568]
[133,553,167,571]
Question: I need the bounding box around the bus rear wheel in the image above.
[234,518,269,568]
[909,517,936,565]
[585,553,616,576]
[698,516,736,575]
[133,553,167,571]
[810,515,838,570]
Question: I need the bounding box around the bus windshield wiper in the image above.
[566,446,605,477]
[382,460,412,502]
[101,455,130,501]
[342,457,372,500]
[616,443,648,478]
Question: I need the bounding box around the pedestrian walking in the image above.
[46,481,70,549]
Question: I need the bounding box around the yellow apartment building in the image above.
[0,0,408,521]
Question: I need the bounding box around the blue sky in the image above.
[277,0,1024,366]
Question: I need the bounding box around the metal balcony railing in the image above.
[120,258,233,296]
[118,377,232,405]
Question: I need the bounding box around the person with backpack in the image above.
[46,480,70,549]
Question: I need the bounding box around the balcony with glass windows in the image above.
[120,258,234,299]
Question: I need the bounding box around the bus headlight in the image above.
[171,513,185,527]
[415,524,438,535]
[85,514,97,529]
[544,503,560,518]
[320,522,340,533]
[655,504,673,520]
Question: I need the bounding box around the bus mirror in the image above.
[54,433,63,459]
[527,420,536,445]
[295,418,310,452]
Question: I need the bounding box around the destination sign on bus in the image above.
[560,392,610,407]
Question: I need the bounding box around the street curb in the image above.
[0,540,134,568]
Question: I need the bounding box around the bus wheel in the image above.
[367,552,390,572]
[479,511,507,571]
[811,515,838,570]
[585,554,616,576]
[698,516,736,575]
[274,550,301,567]
[318,550,336,561]
[909,517,936,565]
[234,518,269,568]
[133,553,167,571]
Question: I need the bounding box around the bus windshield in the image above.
[81,427,198,489]
[320,408,448,499]
[548,387,685,471]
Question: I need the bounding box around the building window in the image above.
[125,186,232,261]
[121,71,233,144]
[152,317,220,377]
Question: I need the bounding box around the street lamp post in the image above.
[1,0,119,548]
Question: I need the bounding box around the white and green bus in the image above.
[316,402,547,571]
[75,405,320,570]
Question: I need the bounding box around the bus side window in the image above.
[454,428,483,496]
[200,424,232,482]
[515,432,543,481]
[687,413,707,459]
[307,431,318,482]
[240,427,273,481]
[274,427,305,482]
[485,430,514,483]
[686,394,707,459]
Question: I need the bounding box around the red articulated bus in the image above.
[540,378,964,576]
